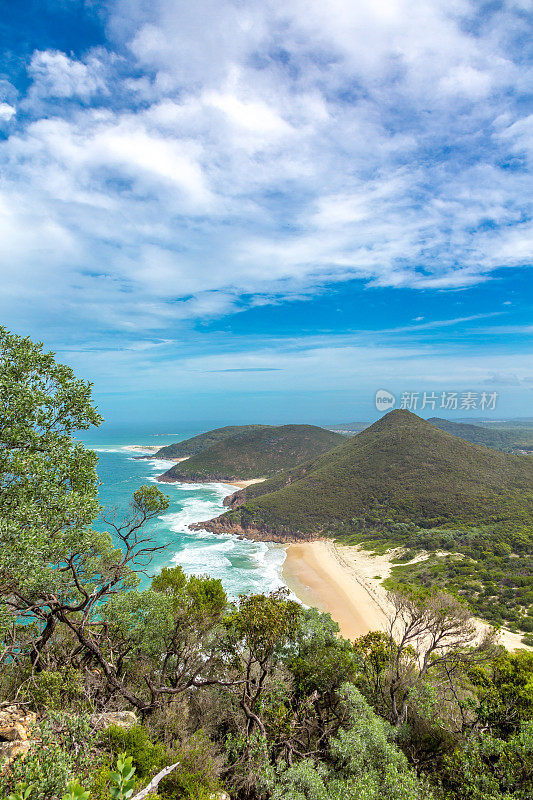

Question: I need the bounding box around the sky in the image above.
[0,0,532,428]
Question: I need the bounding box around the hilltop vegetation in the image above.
[329,416,533,453]
[157,424,344,483]
[145,424,269,459]
[213,411,533,535]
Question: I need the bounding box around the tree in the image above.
[59,563,230,715]
[272,684,427,800]
[0,330,171,677]
[224,589,303,739]
[385,588,495,726]
[442,722,533,800]
[0,328,102,666]
[469,650,533,737]
[0,327,102,546]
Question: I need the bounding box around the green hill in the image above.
[157,424,345,483]
[196,410,533,630]
[201,410,533,538]
[427,417,518,451]
[146,424,269,459]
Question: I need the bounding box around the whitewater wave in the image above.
[103,442,288,601]
[160,487,286,600]
[144,458,177,470]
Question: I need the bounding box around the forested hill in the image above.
[428,417,518,451]
[142,424,269,458]
[196,409,533,539]
[157,424,345,483]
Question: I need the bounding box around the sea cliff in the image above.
[188,517,319,543]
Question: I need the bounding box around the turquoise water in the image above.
[81,428,286,600]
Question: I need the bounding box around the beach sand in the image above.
[123,445,160,453]
[227,478,266,489]
[282,541,389,640]
[282,540,530,651]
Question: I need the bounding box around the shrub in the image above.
[23,669,89,713]
[99,725,166,779]
[0,713,99,800]
[159,731,223,800]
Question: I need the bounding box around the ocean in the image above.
[80,427,287,600]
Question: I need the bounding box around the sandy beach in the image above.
[227,478,266,489]
[282,540,390,640]
[282,540,530,651]
[123,445,160,453]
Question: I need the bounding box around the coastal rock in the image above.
[89,710,138,730]
[222,488,246,509]
[0,739,31,765]
[157,471,212,484]
[189,518,316,543]
[0,705,36,767]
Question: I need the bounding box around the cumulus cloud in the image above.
[28,50,108,100]
[0,103,16,121]
[0,0,530,342]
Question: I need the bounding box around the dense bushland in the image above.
[157,425,344,483]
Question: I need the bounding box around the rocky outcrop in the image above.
[222,488,246,509]
[0,705,36,766]
[89,710,138,730]
[189,517,317,543]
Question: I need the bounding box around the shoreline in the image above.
[281,540,530,651]
[282,540,390,640]
[158,476,265,488]
[226,478,266,489]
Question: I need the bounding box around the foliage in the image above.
[0,327,102,665]
[7,786,33,800]
[224,589,303,736]
[272,684,427,800]
[468,650,533,737]
[442,722,533,800]
[0,713,98,800]
[159,425,343,482]
[109,754,136,800]
[158,731,224,800]
[382,516,533,630]
[21,668,89,713]
[289,608,360,697]
[100,725,166,780]
[62,783,90,800]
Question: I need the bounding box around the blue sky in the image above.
[0,0,531,427]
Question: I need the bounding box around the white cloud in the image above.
[28,50,108,100]
[0,103,16,121]
[0,0,530,341]
[439,65,492,98]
